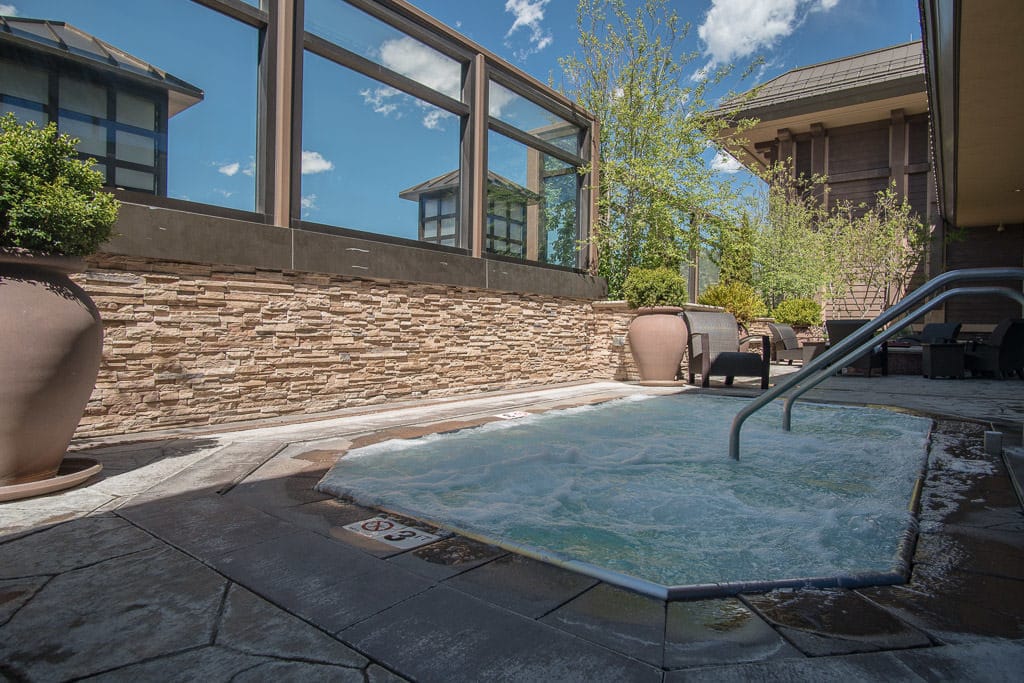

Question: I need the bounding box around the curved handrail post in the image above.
[728,267,1024,460]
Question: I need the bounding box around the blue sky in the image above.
[3,0,922,238]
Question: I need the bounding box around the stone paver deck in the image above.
[2,376,1023,681]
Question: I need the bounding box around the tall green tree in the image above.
[746,162,830,309]
[823,183,930,316]
[559,0,755,297]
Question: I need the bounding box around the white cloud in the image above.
[360,37,464,128]
[504,0,553,58]
[218,162,240,177]
[421,108,453,130]
[711,151,744,174]
[301,150,333,175]
[698,0,840,67]
[360,37,466,130]
[360,86,401,117]
[300,194,318,218]
[379,37,461,98]
[487,84,518,118]
[0,4,18,16]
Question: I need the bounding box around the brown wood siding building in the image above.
[715,42,965,322]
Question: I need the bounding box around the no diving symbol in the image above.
[361,519,394,533]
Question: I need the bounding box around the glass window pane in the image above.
[27,1,259,211]
[115,167,155,192]
[488,130,578,267]
[59,116,107,156]
[302,51,461,245]
[1,101,47,126]
[0,59,48,103]
[542,172,579,267]
[305,0,462,100]
[60,77,106,118]
[424,197,439,217]
[440,191,456,215]
[117,92,156,130]
[489,80,580,149]
[440,216,456,237]
[422,219,438,239]
[116,129,156,165]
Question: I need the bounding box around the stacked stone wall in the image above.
[72,255,644,437]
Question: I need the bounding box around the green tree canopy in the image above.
[559,0,756,297]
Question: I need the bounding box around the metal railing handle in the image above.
[782,286,1024,429]
[727,267,1024,460]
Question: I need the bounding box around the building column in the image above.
[777,128,794,168]
[267,0,301,229]
[811,122,826,206]
[468,54,488,258]
[889,108,907,198]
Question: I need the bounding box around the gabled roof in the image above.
[0,16,203,116]
[719,41,924,121]
[399,170,541,203]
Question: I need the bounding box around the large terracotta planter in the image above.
[0,250,103,488]
[627,306,688,382]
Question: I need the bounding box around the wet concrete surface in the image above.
[1,379,1022,680]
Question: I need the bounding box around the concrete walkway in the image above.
[1,376,1022,681]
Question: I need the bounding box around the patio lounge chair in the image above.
[683,311,770,389]
[964,318,1024,379]
[896,322,962,344]
[824,319,888,377]
[766,322,806,364]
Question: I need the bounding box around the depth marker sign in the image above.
[344,516,441,550]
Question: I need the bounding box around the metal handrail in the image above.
[727,267,1024,460]
[782,286,1024,429]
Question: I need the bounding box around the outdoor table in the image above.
[922,342,965,379]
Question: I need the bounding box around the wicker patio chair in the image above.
[824,319,888,377]
[766,322,805,365]
[683,311,770,389]
[964,318,1024,379]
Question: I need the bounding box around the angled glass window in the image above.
[116,92,157,131]
[305,0,462,100]
[489,80,580,154]
[488,131,580,267]
[4,2,258,211]
[301,51,461,245]
[58,115,107,157]
[59,76,106,118]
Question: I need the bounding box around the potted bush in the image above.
[622,266,689,382]
[697,281,768,329]
[0,114,119,500]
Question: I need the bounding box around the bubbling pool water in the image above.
[318,394,931,593]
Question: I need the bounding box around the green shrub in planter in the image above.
[0,113,118,256]
[698,281,767,324]
[772,298,823,327]
[622,266,688,308]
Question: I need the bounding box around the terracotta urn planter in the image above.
[0,250,103,490]
[627,306,688,382]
